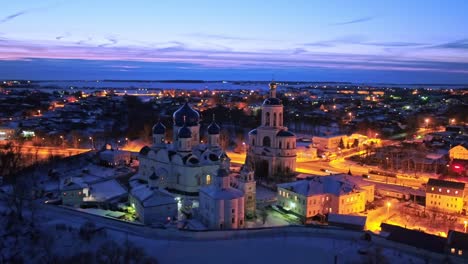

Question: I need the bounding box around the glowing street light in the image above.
[424,118,430,128]
[89,136,94,150]
[450,119,456,125]
[464,220,467,233]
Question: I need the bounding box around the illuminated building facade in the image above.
[425,178,465,214]
[137,102,229,196]
[276,174,374,221]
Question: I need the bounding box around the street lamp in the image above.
[464,220,467,233]
[89,136,94,150]
[387,202,391,220]
[59,135,64,147]
[450,119,456,125]
[424,118,430,128]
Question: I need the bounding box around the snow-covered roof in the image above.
[84,179,127,202]
[278,174,372,197]
[200,185,243,200]
[130,184,176,208]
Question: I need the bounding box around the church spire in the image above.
[269,80,277,98]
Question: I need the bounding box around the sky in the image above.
[0,0,468,83]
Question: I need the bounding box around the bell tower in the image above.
[237,163,256,219]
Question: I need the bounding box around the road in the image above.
[227,151,425,187]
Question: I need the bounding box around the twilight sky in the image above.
[1,0,468,83]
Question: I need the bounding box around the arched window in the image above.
[206,174,211,185]
[287,142,290,149]
[265,112,270,126]
[279,141,282,149]
[252,138,255,146]
[263,136,271,147]
[279,113,282,126]
[273,113,277,126]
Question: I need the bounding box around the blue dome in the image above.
[178,125,192,138]
[207,121,220,135]
[173,102,199,126]
[139,146,151,155]
[263,98,282,105]
[277,130,295,137]
[248,129,257,135]
[152,121,166,134]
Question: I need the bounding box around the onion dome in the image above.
[149,172,159,180]
[269,81,277,89]
[263,97,282,105]
[139,146,151,155]
[178,124,192,138]
[173,102,199,126]
[207,120,220,135]
[277,130,295,137]
[152,121,166,134]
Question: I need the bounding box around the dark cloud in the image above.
[56,32,71,40]
[331,16,373,26]
[363,42,426,47]
[98,37,118,47]
[76,37,93,45]
[434,39,468,50]
[0,11,28,24]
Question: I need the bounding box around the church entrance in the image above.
[255,160,269,182]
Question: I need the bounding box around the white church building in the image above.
[136,102,229,196]
[247,82,297,183]
[199,160,245,229]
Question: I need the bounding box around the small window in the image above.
[431,187,434,191]
[439,188,442,192]
[232,218,235,224]
[451,248,455,254]
[447,189,450,194]
[455,191,459,194]
[459,250,463,256]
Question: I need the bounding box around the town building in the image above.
[61,180,88,206]
[129,173,178,225]
[60,177,127,207]
[276,174,374,221]
[447,230,468,258]
[247,82,296,183]
[449,145,468,160]
[198,160,245,229]
[425,178,465,214]
[98,144,132,167]
[137,102,229,196]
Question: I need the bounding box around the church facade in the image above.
[138,102,229,196]
[247,82,297,183]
